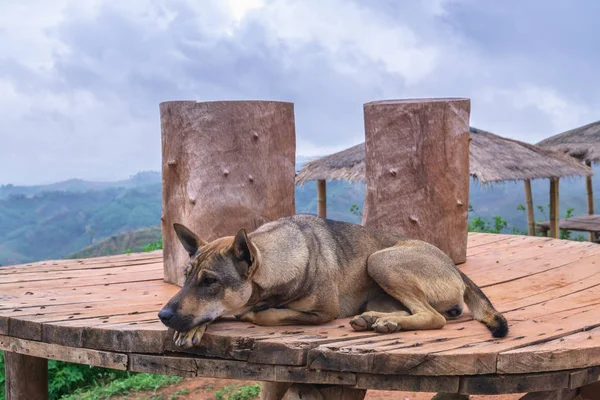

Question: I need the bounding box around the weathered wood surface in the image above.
[537,214,600,234]
[362,98,471,264]
[2,233,600,395]
[160,100,296,285]
[4,351,48,400]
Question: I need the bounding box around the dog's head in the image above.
[157,223,258,332]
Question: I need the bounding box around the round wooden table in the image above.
[2,233,600,399]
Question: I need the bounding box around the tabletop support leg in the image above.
[519,388,579,400]
[280,383,366,400]
[431,394,469,400]
[261,382,292,400]
[5,351,48,400]
[580,381,600,400]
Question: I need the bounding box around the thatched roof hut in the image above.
[537,121,600,238]
[297,127,593,238]
[296,143,365,184]
[537,120,600,163]
[296,127,593,185]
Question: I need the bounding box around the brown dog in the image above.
[158,214,508,348]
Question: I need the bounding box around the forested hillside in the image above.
[1,166,598,266]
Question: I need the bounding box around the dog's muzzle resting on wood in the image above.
[158,214,508,348]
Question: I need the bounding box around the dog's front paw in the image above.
[236,311,256,323]
[173,324,207,348]
[372,319,402,333]
[349,313,379,331]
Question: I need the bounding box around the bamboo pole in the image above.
[549,178,560,238]
[524,179,535,236]
[317,179,327,218]
[586,160,595,242]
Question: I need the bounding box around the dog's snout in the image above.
[158,308,174,323]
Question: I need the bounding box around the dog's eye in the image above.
[201,275,218,286]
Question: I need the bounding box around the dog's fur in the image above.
[158,214,508,348]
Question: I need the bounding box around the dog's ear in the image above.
[173,223,207,257]
[231,228,258,278]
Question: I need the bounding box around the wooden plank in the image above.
[0,335,127,370]
[465,243,600,288]
[466,233,513,248]
[0,272,163,293]
[462,237,590,281]
[459,370,569,394]
[307,290,600,376]
[44,314,167,353]
[538,215,600,233]
[0,280,167,308]
[0,262,163,284]
[570,366,600,389]
[128,354,357,385]
[164,320,382,365]
[486,254,600,312]
[5,351,48,400]
[498,327,600,374]
[466,235,551,257]
[354,374,458,392]
[7,301,168,341]
[0,256,163,275]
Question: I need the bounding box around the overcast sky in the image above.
[1,0,598,185]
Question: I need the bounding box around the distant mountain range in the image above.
[0,171,161,200]
[1,165,598,266]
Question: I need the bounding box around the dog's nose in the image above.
[158,308,174,322]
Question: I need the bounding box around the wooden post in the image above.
[524,179,536,236]
[5,352,48,400]
[549,178,560,239]
[586,160,595,242]
[317,179,327,218]
[160,101,296,285]
[362,98,471,264]
[281,384,366,400]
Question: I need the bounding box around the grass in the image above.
[168,388,190,400]
[59,373,182,400]
[214,384,262,400]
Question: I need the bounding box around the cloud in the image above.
[0,0,598,184]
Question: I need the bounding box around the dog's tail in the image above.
[459,271,508,338]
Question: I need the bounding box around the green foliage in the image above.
[0,351,5,400]
[67,226,162,259]
[468,204,510,234]
[49,361,133,400]
[560,207,575,240]
[0,183,162,265]
[468,215,508,234]
[142,239,163,252]
[215,384,261,400]
[60,373,181,400]
[169,388,190,399]
[349,204,362,217]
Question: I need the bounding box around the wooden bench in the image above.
[537,214,600,243]
[2,233,600,399]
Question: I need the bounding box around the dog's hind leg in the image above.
[351,247,447,333]
[350,293,411,331]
